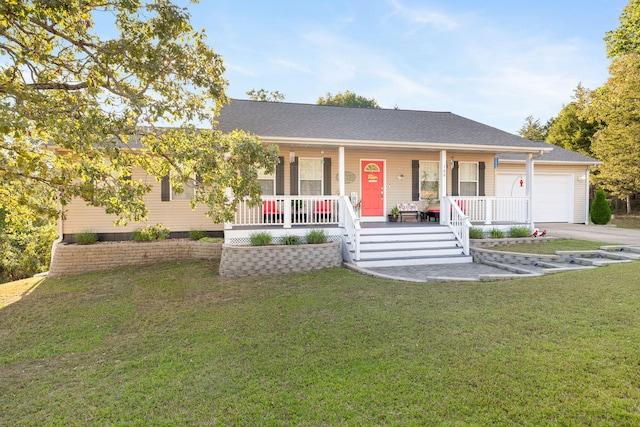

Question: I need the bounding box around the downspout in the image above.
[585,165,592,225]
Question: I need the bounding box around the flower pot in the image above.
[388,215,398,222]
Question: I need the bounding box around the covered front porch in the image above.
[225,192,533,266]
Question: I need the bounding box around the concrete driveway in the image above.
[536,223,640,245]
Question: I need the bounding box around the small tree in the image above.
[317,91,380,108]
[590,189,612,225]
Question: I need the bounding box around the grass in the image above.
[611,213,640,229]
[2,261,640,425]
[490,239,619,254]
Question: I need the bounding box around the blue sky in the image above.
[185,0,627,133]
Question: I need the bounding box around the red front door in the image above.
[361,160,384,217]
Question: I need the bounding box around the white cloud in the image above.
[270,59,313,74]
[386,0,459,32]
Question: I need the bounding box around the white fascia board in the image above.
[260,136,553,154]
[498,159,602,165]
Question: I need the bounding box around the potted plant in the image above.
[388,206,400,222]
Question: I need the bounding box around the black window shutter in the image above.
[451,161,459,196]
[290,157,298,195]
[411,160,419,201]
[323,157,332,195]
[276,156,285,195]
[478,162,485,196]
[161,176,170,201]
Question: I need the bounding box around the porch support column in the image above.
[525,153,534,229]
[439,150,447,225]
[338,146,345,227]
[338,146,345,196]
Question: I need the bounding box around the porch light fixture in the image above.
[397,173,405,180]
[289,151,295,164]
[577,175,586,182]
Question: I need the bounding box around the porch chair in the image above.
[262,200,283,224]
[314,200,332,222]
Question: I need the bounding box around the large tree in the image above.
[588,54,640,213]
[0,0,278,226]
[317,91,380,108]
[604,0,640,58]
[546,84,599,156]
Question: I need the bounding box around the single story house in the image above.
[59,99,600,266]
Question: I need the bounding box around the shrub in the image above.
[489,228,504,239]
[306,229,327,244]
[469,227,484,239]
[198,237,223,243]
[250,232,272,246]
[281,235,302,245]
[590,188,612,225]
[132,224,171,241]
[188,230,208,240]
[509,226,531,238]
[74,231,99,245]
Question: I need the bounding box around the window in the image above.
[299,158,323,195]
[459,162,478,196]
[257,168,275,196]
[419,161,439,199]
[171,174,197,201]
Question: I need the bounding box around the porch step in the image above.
[349,224,472,268]
[355,254,472,268]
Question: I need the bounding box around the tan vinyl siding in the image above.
[63,166,223,234]
[65,144,572,233]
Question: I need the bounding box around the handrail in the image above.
[340,195,361,261]
[446,196,471,255]
[231,195,340,228]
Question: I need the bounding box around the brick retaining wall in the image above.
[219,242,342,278]
[49,240,222,278]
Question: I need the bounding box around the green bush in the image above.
[469,227,484,239]
[590,189,612,225]
[489,228,505,239]
[74,231,99,245]
[306,229,327,244]
[188,230,208,240]
[281,235,302,245]
[132,224,171,241]
[0,216,57,283]
[249,232,272,246]
[198,237,223,243]
[509,226,531,238]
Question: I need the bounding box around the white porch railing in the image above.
[229,195,341,228]
[341,195,361,262]
[449,197,530,225]
[444,197,471,255]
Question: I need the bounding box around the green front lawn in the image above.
[2,261,640,426]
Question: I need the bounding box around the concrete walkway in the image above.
[353,222,640,282]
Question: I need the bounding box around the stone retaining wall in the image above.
[470,236,558,248]
[219,241,342,278]
[49,240,222,278]
[471,247,561,266]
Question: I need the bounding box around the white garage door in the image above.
[496,174,573,223]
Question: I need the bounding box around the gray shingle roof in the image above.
[497,143,600,164]
[216,99,551,152]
